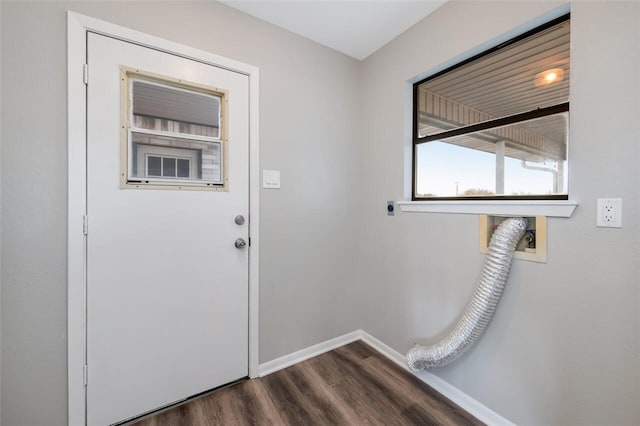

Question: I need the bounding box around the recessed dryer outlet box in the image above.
[479,215,547,263]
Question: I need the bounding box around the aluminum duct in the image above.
[407,217,527,371]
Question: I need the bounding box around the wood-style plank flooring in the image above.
[131,341,484,426]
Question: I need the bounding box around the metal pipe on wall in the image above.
[407,217,527,370]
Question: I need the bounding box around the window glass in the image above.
[414,15,570,200]
[130,132,221,184]
[132,81,221,138]
[177,159,190,178]
[416,113,568,197]
[147,156,162,177]
[122,72,226,188]
[162,157,176,177]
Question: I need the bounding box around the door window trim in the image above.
[121,67,228,190]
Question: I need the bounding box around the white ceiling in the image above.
[220,0,448,60]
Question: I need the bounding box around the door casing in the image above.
[67,11,260,425]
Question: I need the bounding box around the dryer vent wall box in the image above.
[479,215,547,263]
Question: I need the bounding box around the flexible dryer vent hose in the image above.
[407,217,527,371]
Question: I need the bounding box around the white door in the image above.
[86,33,249,425]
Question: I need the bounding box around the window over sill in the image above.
[412,14,571,201]
[397,200,577,218]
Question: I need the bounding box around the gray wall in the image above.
[2,1,639,426]
[0,2,2,423]
[1,3,70,425]
[358,1,640,425]
[0,2,361,425]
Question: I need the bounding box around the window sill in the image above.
[397,200,578,217]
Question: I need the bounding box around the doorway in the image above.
[68,13,260,425]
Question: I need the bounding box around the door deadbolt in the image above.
[234,215,245,225]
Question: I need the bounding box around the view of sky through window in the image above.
[416,142,564,197]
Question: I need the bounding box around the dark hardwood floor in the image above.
[131,341,484,426]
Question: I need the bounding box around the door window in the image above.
[121,68,227,189]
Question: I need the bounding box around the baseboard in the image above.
[359,330,515,426]
[258,330,362,377]
[258,330,514,426]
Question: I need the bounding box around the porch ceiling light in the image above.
[535,68,564,87]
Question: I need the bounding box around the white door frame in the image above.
[67,11,260,425]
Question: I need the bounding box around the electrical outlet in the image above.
[597,198,622,228]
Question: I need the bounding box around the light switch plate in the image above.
[263,170,281,189]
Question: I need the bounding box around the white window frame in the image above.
[401,4,577,218]
[138,145,199,179]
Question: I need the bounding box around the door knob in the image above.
[235,238,247,249]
